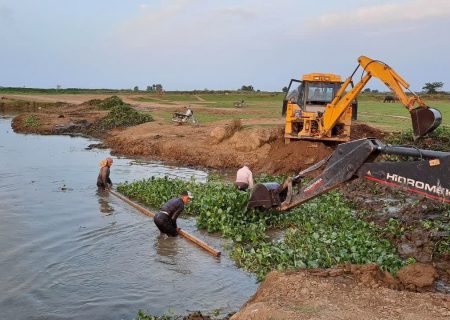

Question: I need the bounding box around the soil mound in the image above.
[210,120,243,144]
[229,128,279,152]
[351,123,386,140]
[254,138,334,175]
[304,263,437,291]
[397,263,438,290]
[231,265,450,320]
[210,126,230,144]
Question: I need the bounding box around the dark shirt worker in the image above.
[154,191,193,236]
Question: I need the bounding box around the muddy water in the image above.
[0,116,257,320]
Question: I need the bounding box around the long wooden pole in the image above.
[109,189,221,257]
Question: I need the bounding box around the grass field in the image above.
[2,89,448,131]
[133,92,449,130]
[357,100,450,131]
[131,92,283,109]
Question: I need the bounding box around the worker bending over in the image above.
[235,164,253,191]
[185,106,196,124]
[97,157,113,190]
[154,191,193,236]
[185,106,193,117]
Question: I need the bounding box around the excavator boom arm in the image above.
[321,56,441,140]
[358,56,425,109]
[248,139,450,211]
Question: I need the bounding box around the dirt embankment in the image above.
[342,179,450,287]
[8,94,386,175]
[10,101,107,136]
[232,264,450,320]
[104,120,278,172]
[103,118,383,175]
[7,96,335,175]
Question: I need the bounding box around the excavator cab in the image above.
[283,73,356,143]
[304,81,339,110]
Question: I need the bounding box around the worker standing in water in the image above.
[97,157,113,190]
[235,164,254,191]
[154,191,193,236]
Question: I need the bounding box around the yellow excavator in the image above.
[282,56,442,143]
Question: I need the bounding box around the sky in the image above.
[1,0,450,91]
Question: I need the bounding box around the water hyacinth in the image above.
[118,176,407,280]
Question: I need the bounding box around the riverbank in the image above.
[137,264,450,319]
[3,94,382,175]
[231,266,450,320]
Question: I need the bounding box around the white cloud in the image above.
[111,0,268,52]
[94,0,450,90]
[311,0,450,30]
[215,6,256,20]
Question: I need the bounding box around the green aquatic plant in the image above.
[101,104,153,128]
[118,177,263,242]
[23,114,41,127]
[135,310,175,320]
[134,310,220,320]
[231,192,407,280]
[96,95,125,109]
[384,126,450,152]
[118,176,407,280]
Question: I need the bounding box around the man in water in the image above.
[97,157,113,190]
[154,191,193,236]
[235,164,254,191]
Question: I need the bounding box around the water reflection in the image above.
[155,234,179,258]
[154,235,192,275]
[96,190,114,215]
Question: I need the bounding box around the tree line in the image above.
[1,81,445,94]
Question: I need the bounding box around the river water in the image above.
[0,116,257,320]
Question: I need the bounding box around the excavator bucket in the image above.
[247,183,282,210]
[410,107,442,140]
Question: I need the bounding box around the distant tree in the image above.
[363,88,371,93]
[146,85,153,92]
[56,84,61,90]
[372,89,379,93]
[282,86,288,93]
[422,82,443,94]
[240,85,254,92]
[152,84,163,94]
[133,86,139,92]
